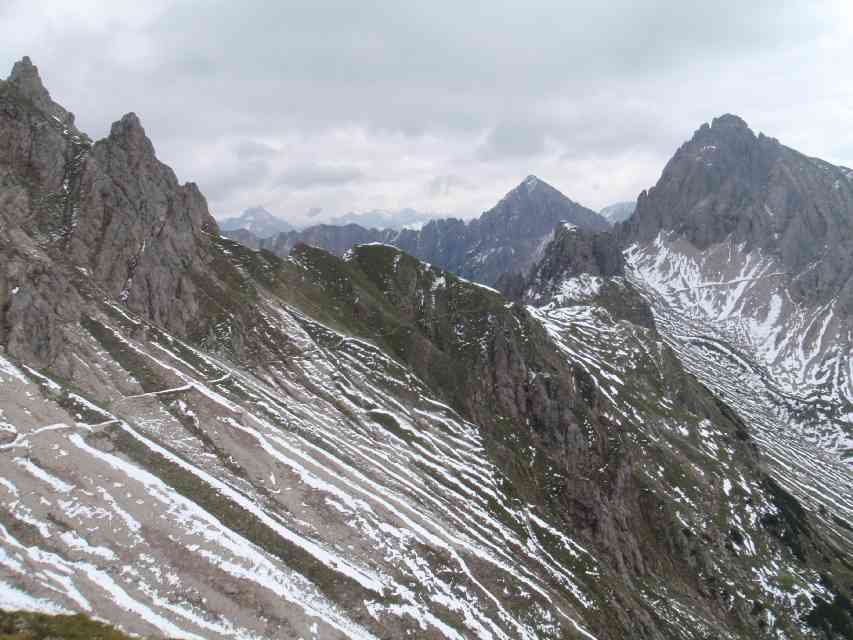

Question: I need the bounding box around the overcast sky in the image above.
[3,1,852,224]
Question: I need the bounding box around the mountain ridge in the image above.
[260,174,608,286]
[619,113,853,465]
[219,206,293,239]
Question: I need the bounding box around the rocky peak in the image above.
[690,113,754,143]
[499,223,655,326]
[522,173,541,192]
[500,174,572,206]
[1,60,219,362]
[6,56,71,124]
[686,113,763,161]
[621,112,853,311]
[481,175,609,233]
[622,113,844,246]
[103,112,159,165]
[710,113,750,132]
[109,111,144,138]
[554,223,624,278]
[8,56,47,102]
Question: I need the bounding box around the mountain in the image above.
[599,201,635,225]
[261,175,609,286]
[506,223,652,328]
[1,58,852,639]
[219,206,293,238]
[218,226,263,250]
[620,114,853,464]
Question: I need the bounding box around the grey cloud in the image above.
[425,174,468,197]
[477,123,547,161]
[197,158,271,203]
[1,1,850,219]
[276,164,364,190]
[325,208,440,230]
[232,140,279,159]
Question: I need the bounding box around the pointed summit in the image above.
[710,113,750,131]
[504,175,589,209]
[104,112,159,163]
[522,174,541,193]
[496,175,608,230]
[110,112,145,137]
[691,113,757,150]
[500,175,565,205]
[6,56,71,122]
[219,206,294,237]
[8,56,44,91]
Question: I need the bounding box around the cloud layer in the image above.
[2,1,851,224]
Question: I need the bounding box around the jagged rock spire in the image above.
[6,56,73,124]
[105,112,157,158]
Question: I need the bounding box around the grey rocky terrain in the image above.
[620,115,853,464]
[1,57,852,640]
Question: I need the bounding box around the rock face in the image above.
[509,224,655,329]
[621,114,853,311]
[1,59,853,640]
[527,224,625,284]
[219,206,293,238]
[621,114,853,462]
[262,175,608,286]
[1,58,219,376]
[6,56,73,123]
[73,113,218,333]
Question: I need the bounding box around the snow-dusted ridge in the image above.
[624,233,853,559]
[0,293,601,639]
[626,232,853,463]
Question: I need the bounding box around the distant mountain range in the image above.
[253,174,609,285]
[218,206,293,238]
[599,200,635,224]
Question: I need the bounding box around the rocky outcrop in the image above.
[621,114,853,459]
[261,175,608,286]
[497,224,655,329]
[5,56,74,125]
[72,113,218,335]
[620,114,853,311]
[1,58,220,373]
[527,224,625,284]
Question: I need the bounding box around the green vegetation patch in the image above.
[81,315,164,393]
[0,611,136,640]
